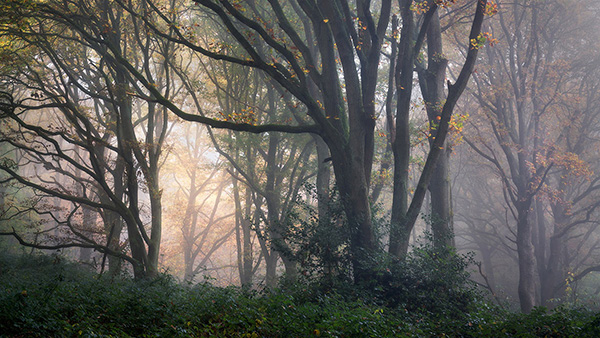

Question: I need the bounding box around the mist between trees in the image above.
[1,0,599,314]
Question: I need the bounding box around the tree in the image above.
[461,0,600,312]
[167,41,319,286]
[0,0,180,278]
[1,0,489,283]
[207,67,317,287]
[161,124,235,283]
[535,41,600,307]
[106,0,489,281]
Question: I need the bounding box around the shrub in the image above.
[1,251,599,337]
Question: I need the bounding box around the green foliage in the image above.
[282,196,480,316]
[460,305,600,337]
[281,185,353,284]
[0,252,410,337]
[1,252,600,337]
[284,188,478,318]
[364,240,479,317]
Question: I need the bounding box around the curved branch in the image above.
[403,0,488,230]
[0,227,138,266]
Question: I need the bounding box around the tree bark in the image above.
[417,8,453,249]
[516,199,536,313]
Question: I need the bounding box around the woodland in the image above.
[1,0,600,336]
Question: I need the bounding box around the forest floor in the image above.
[0,252,599,337]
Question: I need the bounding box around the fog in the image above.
[1,0,599,313]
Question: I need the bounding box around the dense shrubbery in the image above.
[283,190,480,318]
[370,243,478,315]
[1,251,600,337]
[281,186,353,284]
[0,252,407,337]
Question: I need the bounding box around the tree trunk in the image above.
[541,201,569,307]
[78,205,97,263]
[328,144,376,282]
[389,0,415,257]
[264,250,278,288]
[541,234,566,307]
[479,243,496,292]
[516,200,536,313]
[429,151,453,248]
[418,10,453,249]
[146,189,161,278]
[103,207,124,276]
[313,135,331,223]
[233,178,255,288]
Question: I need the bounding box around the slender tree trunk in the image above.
[0,177,4,211]
[264,92,296,282]
[372,15,398,206]
[79,205,96,263]
[146,122,162,277]
[313,135,331,221]
[241,188,254,286]
[182,171,197,282]
[479,244,496,292]
[146,190,161,278]
[233,178,254,287]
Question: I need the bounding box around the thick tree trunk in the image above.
[540,178,574,306]
[183,241,194,283]
[541,234,566,307]
[329,144,376,282]
[418,10,453,249]
[239,216,254,287]
[281,255,298,283]
[389,0,415,257]
[264,250,278,288]
[124,216,149,279]
[516,201,536,313]
[102,184,125,276]
[540,201,569,307]
[429,152,454,248]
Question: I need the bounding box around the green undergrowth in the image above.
[0,253,599,337]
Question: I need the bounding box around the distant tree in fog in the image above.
[456,0,600,312]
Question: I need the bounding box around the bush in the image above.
[481,306,600,337]
[281,185,353,286]
[1,251,599,337]
[343,238,479,320]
